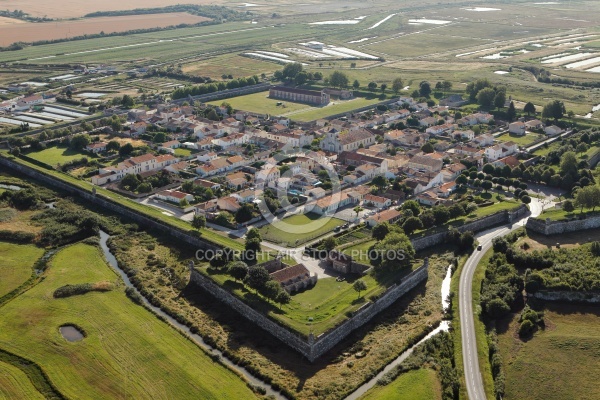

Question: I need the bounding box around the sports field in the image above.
[0,243,258,399]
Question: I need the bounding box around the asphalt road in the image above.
[459,199,543,400]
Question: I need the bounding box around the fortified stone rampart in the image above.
[191,261,428,361]
[526,214,600,235]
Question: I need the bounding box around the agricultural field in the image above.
[359,368,441,400]
[0,13,211,46]
[0,242,44,298]
[0,242,258,399]
[258,212,344,246]
[498,303,600,400]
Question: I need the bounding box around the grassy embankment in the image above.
[0,152,245,251]
[358,368,441,400]
[0,242,258,400]
[0,242,44,298]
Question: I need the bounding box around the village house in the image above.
[419,116,438,127]
[366,208,402,227]
[471,133,495,147]
[195,199,219,218]
[232,188,261,203]
[255,165,280,189]
[327,250,354,274]
[407,154,444,173]
[155,189,193,204]
[86,142,108,154]
[311,188,365,215]
[270,264,317,293]
[484,141,519,161]
[193,178,221,191]
[255,130,314,148]
[544,125,563,136]
[426,123,455,136]
[164,161,189,174]
[225,171,250,189]
[455,130,475,141]
[320,129,375,153]
[363,194,391,209]
[92,154,179,185]
[217,196,242,213]
[525,119,543,130]
[508,121,526,136]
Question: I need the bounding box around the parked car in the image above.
[477,245,482,251]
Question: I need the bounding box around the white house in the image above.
[363,194,391,209]
[544,125,563,136]
[92,154,179,185]
[508,121,526,136]
[320,129,375,153]
[155,189,193,204]
[86,142,108,154]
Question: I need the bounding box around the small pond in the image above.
[59,325,84,342]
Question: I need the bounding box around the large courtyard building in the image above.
[269,86,330,105]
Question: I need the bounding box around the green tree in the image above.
[282,63,303,79]
[329,71,349,88]
[246,227,262,241]
[244,266,271,292]
[402,216,423,235]
[432,206,450,225]
[372,175,388,189]
[372,232,415,270]
[153,132,167,143]
[107,140,120,152]
[192,214,206,230]
[402,200,421,216]
[275,290,291,309]
[486,298,510,319]
[542,100,566,121]
[261,280,283,302]
[120,174,140,191]
[481,180,493,192]
[235,203,255,223]
[575,185,600,212]
[419,81,431,97]
[119,142,134,157]
[562,199,575,212]
[353,279,367,298]
[421,142,434,153]
[294,71,308,85]
[477,87,496,108]
[392,77,404,94]
[228,261,248,282]
[121,95,134,108]
[323,236,338,251]
[507,101,516,122]
[353,79,360,90]
[559,151,578,177]
[380,83,387,93]
[524,102,536,116]
[493,89,506,110]
[368,82,377,92]
[576,142,589,155]
[372,222,391,241]
[69,134,90,150]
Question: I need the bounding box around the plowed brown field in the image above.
[0,13,211,46]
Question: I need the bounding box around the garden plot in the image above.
[0,116,41,128]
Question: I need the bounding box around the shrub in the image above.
[518,319,535,337]
[53,282,113,298]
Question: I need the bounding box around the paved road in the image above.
[459,199,543,400]
[525,129,572,153]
